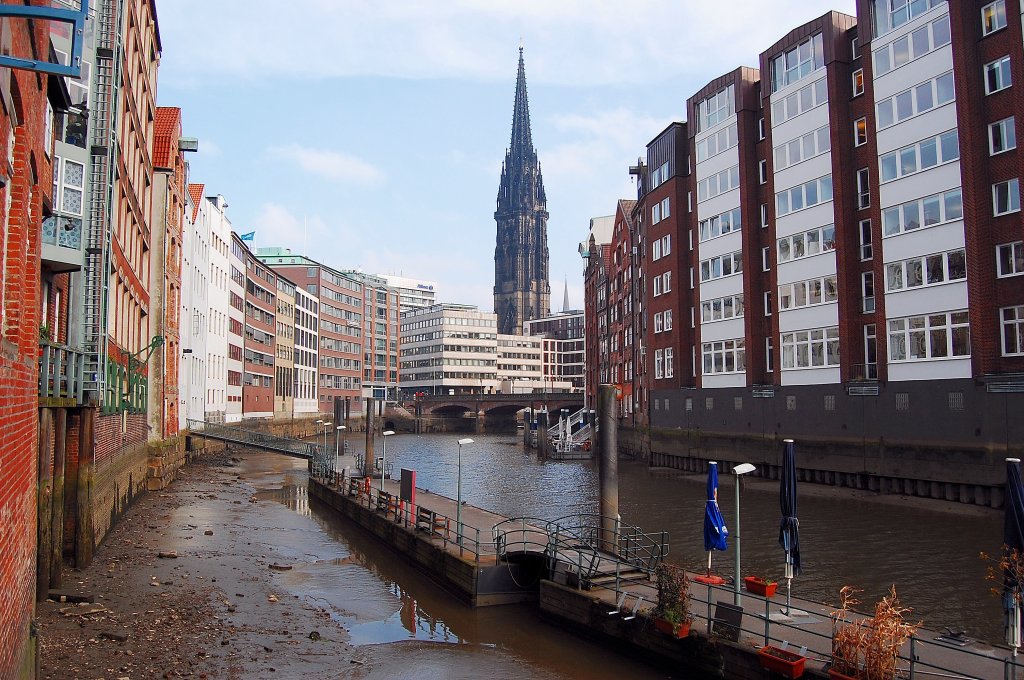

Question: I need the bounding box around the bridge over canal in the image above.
[410,392,586,432]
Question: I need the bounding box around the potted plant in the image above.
[652,563,691,638]
[744,575,778,597]
[828,585,918,680]
[757,644,806,679]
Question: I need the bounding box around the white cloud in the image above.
[157,0,857,87]
[267,144,384,184]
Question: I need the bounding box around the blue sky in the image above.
[156,0,855,312]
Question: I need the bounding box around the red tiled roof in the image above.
[187,183,205,223]
[153,106,181,169]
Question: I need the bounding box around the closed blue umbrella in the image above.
[1004,458,1024,653]
[779,439,801,614]
[701,461,728,581]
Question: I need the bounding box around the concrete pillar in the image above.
[50,409,67,589]
[76,407,96,568]
[476,410,485,434]
[599,384,619,554]
[37,408,54,600]
[364,398,376,477]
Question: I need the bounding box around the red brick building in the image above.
[0,8,64,675]
[149,106,186,439]
[237,234,277,418]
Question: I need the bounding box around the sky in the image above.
[156,0,856,313]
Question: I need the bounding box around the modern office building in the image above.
[226,225,245,422]
[238,235,277,419]
[275,275,297,419]
[293,285,320,416]
[377,273,438,313]
[400,303,499,396]
[524,310,586,392]
[344,271,401,403]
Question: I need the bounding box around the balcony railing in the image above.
[39,342,86,406]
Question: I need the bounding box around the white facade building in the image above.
[377,274,438,313]
[294,285,319,415]
[180,185,209,428]
[204,194,232,423]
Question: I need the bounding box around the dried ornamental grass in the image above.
[654,563,691,625]
[830,585,920,680]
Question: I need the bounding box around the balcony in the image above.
[39,342,87,407]
[41,214,84,273]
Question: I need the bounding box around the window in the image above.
[654,312,663,333]
[652,203,661,224]
[701,294,744,322]
[652,239,662,261]
[699,251,743,282]
[665,347,674,378]
[982,1,1007,35]
[879,129,960,182]
[654,349,664,379]
[862,272,875,313]
[764,291,773,316]
[699,207,742,242]
[859,220,873,260]
[770,33,825,92]
[702,339,746,374]
[851,36,860,60]
[661,235,671,257]
[758,117,765,140]
[990,118,1016,155]
[882,189,963,236]
[1002,305,1024,356]
[888,311,970,361]
[985,57,1012,95]
[773,124,830,170]
[781,327,840,369]
[661,198,671,220]
[852,69,865,97]
[872,13,950,76]
[997,241,1024,277]
[872,0,947,39]
[697,85,735,131]
[994,179,1021,215]
[61,159,85,216]
[697,165,740,202]
[664,310,672,331]
[662,271,672,293]
[762,246,770,271]
[777,223,836,263]
[653,276,661,296]
[760,204,769,229]
[766,338,774,372]
[759,159,768,184]
[888,249,966,292]
[778,275,839,311]
[876,72,954,129]
[776,175,833,216]
[857,168,870,209]
[854,117,867,146]
[771,78,828,125]
[864,324,878,379]
[696,123,738,162]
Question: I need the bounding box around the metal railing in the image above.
[38,343,87,406]
[187,419,323,461]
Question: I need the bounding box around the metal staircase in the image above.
[546,407,593,456]
[82,0,121,403]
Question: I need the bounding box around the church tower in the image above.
[494,45,550,335]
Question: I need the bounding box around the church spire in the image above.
[563,277,570,313]
[510,44,534,159]
[494,45,550,335]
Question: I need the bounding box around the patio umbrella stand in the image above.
[695,461,728,586]
[771,439,809,622]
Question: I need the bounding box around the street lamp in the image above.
[456,437,474,546]
[335,425,346,460]
[321,422,332,452]
[379,430,395,492]
[732,462,757,606]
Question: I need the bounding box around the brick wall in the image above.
[0,5,58,674]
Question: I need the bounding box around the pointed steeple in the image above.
[510,44,534,158]
[562,277,570,313]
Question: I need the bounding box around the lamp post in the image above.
[335,425,346,460]
[732,462,756,605]
[456,438,474,546]
[321,422,332,453]
[379,430,395,491]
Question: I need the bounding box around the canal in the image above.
[250,429,1004,678]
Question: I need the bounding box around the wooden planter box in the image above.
[744,576,778,597]
[653,617,691,638]
[757,645,806,678]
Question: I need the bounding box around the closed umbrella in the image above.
[779,439,801,615]
[699,461,728,583]
[1004,458,1024,654]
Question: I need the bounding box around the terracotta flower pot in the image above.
[757,645,806,678]
[744,576,778,597]
[653,617,691,638]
